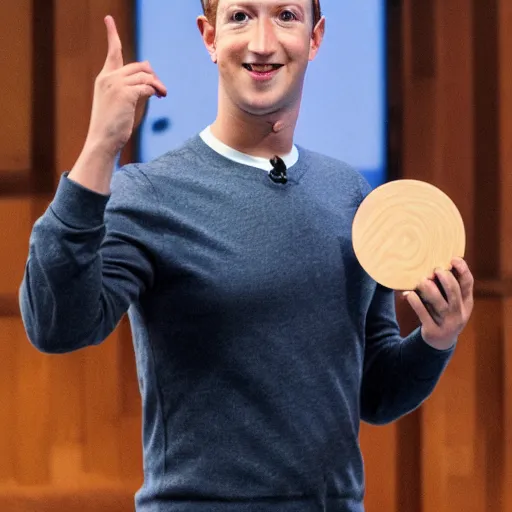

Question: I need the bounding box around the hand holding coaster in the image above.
[352,179,466,291]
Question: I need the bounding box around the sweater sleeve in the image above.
[359,282,455,425]
[19,166,159,354]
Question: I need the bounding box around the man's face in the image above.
[201,0,324,117]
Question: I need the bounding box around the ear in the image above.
[309,16,325,61]
[197,15,217,63]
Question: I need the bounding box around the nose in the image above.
[247,16,278,56]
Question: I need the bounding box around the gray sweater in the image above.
[20,135,454,511]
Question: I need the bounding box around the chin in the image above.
[239,95,290,117]
[242,105,281,117]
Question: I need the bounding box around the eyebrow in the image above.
[216,0,306,8]
[217,1,307,13]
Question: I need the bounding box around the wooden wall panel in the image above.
[359,424,397,511]
[0,1,32,172]
[83,332,122,479]
[419,2,477,511]
[475,299,505,510]
[0,318,51,485]
[46,0,138,470]
[54,0,94,180]
[0,318,20,482]
[504,298,512,512]
[499,1,512,278]
[397,0,512,510]
[400,1,477,510]
[13,322,51,486]
[498,1,512,510]
[0,200,33,296]
[0,485,134,512]
[0,0,142,509]
[48,0,96,468]
[473,0,500,278]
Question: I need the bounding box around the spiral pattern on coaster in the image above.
[352,180,465,291]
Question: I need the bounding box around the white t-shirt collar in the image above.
[200,126,299,172]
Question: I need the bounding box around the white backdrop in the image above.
[136,1,386,188]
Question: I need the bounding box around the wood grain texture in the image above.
[0,1,32,172]
[0,484,137,512]
[0,319,18,482]
[498,2,512,509]
[83,331,122,479]
[473,0,500,278]
[504,299,512,512]
[498,0,512,275]
[359,424,397,512]
[0,199,35,296]
[13,321,52,485]
[48,0,93,456]
[0,0,143,507]
[31,0,56,195]
[399,0,512,511]
[353,180,465,291]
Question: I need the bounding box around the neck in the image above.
[210,94,300,159]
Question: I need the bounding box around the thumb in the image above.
[103,15,123,72]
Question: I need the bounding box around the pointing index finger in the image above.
[103,15,123,72]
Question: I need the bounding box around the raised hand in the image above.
[404,257,474,350]
[86,15,167,156]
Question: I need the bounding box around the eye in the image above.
[232,11,249,23]
[279,10,297,22]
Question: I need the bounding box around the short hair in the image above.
[200,0,322,28]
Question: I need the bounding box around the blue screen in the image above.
[135,1,387,188]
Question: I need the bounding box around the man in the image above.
[20,1,474,510]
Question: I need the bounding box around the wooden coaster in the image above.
[352,179,465,291]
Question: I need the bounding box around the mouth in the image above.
[242,63,283,73]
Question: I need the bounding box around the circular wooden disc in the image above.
[352,179,465,291]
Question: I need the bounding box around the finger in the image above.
[125,72,167,97]
[103,15,123,72]
[415,278,447,326]
[451,257,474,303]
[119,61,154,77]
[433,268,461,307]
[133,84,164,100]
[417,277,448,309]
[406,291,437,329]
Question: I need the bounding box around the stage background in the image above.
[0,1,511,511]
